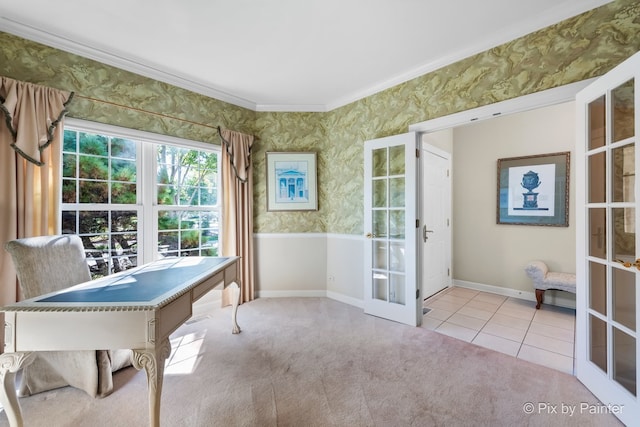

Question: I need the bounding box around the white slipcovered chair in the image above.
[525,260,576,309]
[4,234,132,398]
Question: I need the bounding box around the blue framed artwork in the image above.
[266,152,318,211]
[497,152,570,226]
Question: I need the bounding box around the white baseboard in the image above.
[453,279,576,309]
[326,291,364,309]
[256,290,327,298]
[253,289,365,309]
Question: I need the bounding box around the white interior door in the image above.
[364,132,420,326]
[421,145,451,299]
[576,51,640,426]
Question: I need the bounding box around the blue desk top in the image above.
[37,256,230,304]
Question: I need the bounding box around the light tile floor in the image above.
[422,286,576,374]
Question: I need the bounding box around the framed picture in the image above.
[497,151,570,226]
[266,152,318,211]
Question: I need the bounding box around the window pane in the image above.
[588,95,606,150]
[63,129,77,152]
[590,314,607,373]
[613,327,636,396]
[62,153,76,178]
[589,208,606,259]
[389,145,405,175]
[612,79,635,143]
[590,261,607,316]
[79,181,108,203]
[588,152,606,203]
[389,273,405,305]
[62,180,76,203]
[61,211,76,234]
[373,241,387,270]
[373,180,386,208]
[79,132,108,156]
[79,155,108,180]
[613,267,636,331]
[112,159,136,182]
[372,148,387,177]
[112,183,137,204]
[111,138,136,159]
[389,177,405,207]
[158,211,179,231]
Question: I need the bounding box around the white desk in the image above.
[0,256,241,427]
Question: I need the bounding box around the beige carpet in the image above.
[0,297,624,427]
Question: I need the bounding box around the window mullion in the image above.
[141,142,156,264]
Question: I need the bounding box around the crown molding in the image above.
[0,17,258,111]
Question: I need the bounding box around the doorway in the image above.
[420,140,452,300]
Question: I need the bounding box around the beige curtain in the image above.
[218,127,255,305]
[0,77,73,312]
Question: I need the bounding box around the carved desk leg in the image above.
[132,339,171,427]
[0,352,36,427]
[229,281,241,334]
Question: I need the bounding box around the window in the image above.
[61,120,220,278]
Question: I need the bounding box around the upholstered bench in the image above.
[525,260,576,309]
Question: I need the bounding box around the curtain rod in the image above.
[75,94,219,130]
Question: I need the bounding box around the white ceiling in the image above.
[0,0,613,112]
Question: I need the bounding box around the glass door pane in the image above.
[585,78,637,399]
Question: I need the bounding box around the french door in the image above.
[363,132,420,326]
[576,51,640,425]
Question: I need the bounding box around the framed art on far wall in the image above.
[266,152,318,211]
[497,151,570,226]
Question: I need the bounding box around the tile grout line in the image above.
[425,287,576,371]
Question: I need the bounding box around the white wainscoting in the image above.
[252,233,574,311]
[326,234,365,308]
[254,233,365,307]
[254,233,328,298]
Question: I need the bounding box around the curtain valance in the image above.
[0,76,73,165]
[218,127,253,183]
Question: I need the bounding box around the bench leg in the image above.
[535,289,545,309]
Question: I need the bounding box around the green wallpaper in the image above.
[253,111,326,232]
[0,32,256,143]
[1,0,639,235]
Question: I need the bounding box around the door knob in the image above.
[423,225,434,242]
[614,258,640,270]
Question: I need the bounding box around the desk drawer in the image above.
[192,271,224,301]
[157,292,191,341]
[224,261,238,284]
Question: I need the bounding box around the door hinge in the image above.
[416,148,420,158]
[447,268,450,277]
[447,218,450,227]
[416,219,420,228]
[416,288,420,299]
[447,169,450,177]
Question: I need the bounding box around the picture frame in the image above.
[497,151,570,226]
[266,152,318,211]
